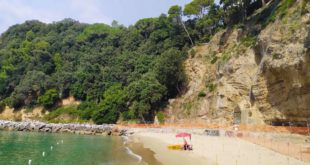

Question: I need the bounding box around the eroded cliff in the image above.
[166,1,310,125]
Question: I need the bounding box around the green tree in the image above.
[35,40,50,50]
[10,71,49,108]
[38,89,59,108]
[52,53,62,72]
[219,0,256,24]
[168,5,183,23]
[125,74,166,122]
[0,14,191,123]
[168,5,194,45]
[77,101,98,120]
[26,30,35,41]
[92,84,126,124]
[155,48,186,97]
[184,0,214,18]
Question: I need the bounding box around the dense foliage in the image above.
[0,0,286,124]
[0,17,190,124]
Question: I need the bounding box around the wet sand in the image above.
[128,141,163,165]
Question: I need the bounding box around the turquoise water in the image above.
[0,131,141,165]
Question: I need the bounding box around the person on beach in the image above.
[183,139,192,150]
[183,139,188,150]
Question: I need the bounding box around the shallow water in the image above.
[0,131,142,165]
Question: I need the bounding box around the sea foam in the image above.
[125,147,142,162]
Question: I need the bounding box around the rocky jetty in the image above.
[0,120,118,135]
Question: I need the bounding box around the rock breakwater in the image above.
[0,120,116,135]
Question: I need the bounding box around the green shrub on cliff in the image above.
[156,111,165,124]
[0,101,5,113]
[198,91,206,97]
[305,34,310,49]
[190,49,196,58]
[44,106,79,122]
[206,79,217,92]
[240,36,256,48]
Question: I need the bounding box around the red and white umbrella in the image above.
[176,132,191,140]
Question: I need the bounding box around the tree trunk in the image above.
[181,21,194,46]
[261,0,266,6]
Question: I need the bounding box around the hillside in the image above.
[165,0,310,126]
[0,18,189,124]
[0,0,309,125]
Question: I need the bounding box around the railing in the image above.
[240,132,310,163]
[118,123,310,135]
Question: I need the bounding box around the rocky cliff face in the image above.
[166,1,310,125]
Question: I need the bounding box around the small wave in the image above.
[121,136,129,141]
[125,147,142,162]
[122,136,129,145]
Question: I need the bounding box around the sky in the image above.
[0,0,192,33]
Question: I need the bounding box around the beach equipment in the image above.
[167,132,193,150]
[167,144,183,150]
[176,132,191,139]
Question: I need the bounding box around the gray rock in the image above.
[0,120,117,136]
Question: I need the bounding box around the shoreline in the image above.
[126,137,162,165]
[1,120,309,165]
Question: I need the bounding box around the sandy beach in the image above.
[130,131,309,165]
[130,133,211,165]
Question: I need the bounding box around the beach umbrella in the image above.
[176,132,191,139]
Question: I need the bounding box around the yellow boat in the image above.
[167,144,183,150]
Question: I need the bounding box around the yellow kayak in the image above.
[167,144,183,150]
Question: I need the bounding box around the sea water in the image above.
[0,131,143,165]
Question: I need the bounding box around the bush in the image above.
[233,23,245,29]
[210,56,218,64]
[38,89,59,108]
[206,79,217,92]
[305,35,310,49]
[278,0,295,17]
[240,36,256,48]
[44,103,99,123]
[92,107,119,124]
[77,101,98,120]
[263,0,295,27]
[221,53,231,64]
[44,106,79,121]
[156,111,165,124]
[301,0,308,14]
[190,49,196,58]
[272,53,282,60]
[198,91,206,97]
[208,84,217,92]
[10,93,25,109]
[0,101,5,113]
